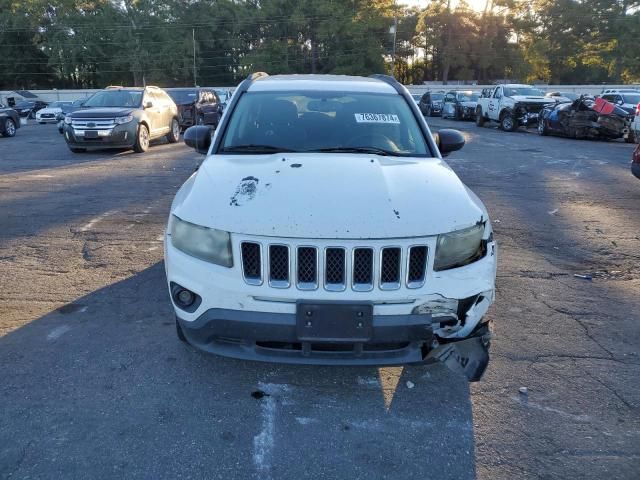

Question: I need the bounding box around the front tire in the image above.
[166,118,180,143]
[475,108,485,127]
[133,124,150,153]
[538,118,548,136]
[2,118,16,137]
[500,113,517,132]
[176,317,188,343]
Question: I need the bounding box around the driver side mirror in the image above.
[434,129,465,157]
[184,125,213,154]
[144,100,153,109]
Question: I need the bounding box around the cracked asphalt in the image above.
[1,120,638,479]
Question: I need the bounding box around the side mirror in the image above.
[184,125,213,154]
[144,101,153,109]
[617,100,624,105]
[435,129,465,157]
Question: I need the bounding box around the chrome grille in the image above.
[240,242,262,285]
[240,241,428,291]
[407,246,428,288]
[297,247,317,290]
[268,245,290,288]
[71,118,116,129]
[325,248,346,291]
[380,247,401,290]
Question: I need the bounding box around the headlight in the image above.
[64,115,72,124]
[114,115,133,124]
[434,224,485,271]
[169,215,233,267]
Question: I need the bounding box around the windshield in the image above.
[412,94,421,101]
[167,89,198,104]
[82,90,143,108]
[48,101,68,108]
[15,101,33,108]
[456,93,478,102]
[622,94,640,104]
[216,90,229,103]
[431,93,444,101]
[504,87,545,97]
[220,91,429,156]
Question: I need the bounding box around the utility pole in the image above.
[192,28,197,87]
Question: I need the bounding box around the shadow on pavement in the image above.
[0,262,477,480]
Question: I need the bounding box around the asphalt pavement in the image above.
[0,120,638,479]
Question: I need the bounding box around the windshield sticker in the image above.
[354,113,400,124]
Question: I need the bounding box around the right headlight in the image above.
[434,224,485,271]
[169,215,233,267]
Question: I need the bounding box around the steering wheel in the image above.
[346,133,398,151]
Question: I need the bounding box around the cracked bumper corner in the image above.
[426,326,492,381]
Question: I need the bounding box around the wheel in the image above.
[625,132,636,144]
[133,124,150,153]
[500,113,517,132]
[166,118,180,143]
[2,118,16,137]
[537,118,548,136]
[454,107,462,121]
[475,108,485,127]
[69,147,86,153]
[176,317,188,343]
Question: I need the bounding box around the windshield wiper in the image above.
[221,144,298,153]
[306,146,404,156]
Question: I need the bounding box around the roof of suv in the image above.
[247,74,398,94]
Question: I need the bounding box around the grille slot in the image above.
[297,247,318,290]
[240,242,262,285]
[268,245,290,288]
[407,246,428,288]
[325,248,346,291]
[352,248,374,291]
[380,247,401,290]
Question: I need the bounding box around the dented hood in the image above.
[174,153,485,239]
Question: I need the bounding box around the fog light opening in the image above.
[175,288,195,307]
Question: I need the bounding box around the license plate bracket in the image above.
[84,130,98,139]
[296,303,373,342]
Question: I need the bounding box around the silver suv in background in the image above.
[62,86,180,153]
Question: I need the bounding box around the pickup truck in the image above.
[475,84,554,131]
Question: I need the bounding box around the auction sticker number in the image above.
[354,113,400,124]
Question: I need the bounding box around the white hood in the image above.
[509,95,552,104]
[174,153,486,239]
[37,107,63,115]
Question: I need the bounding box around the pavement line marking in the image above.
[512,396,591,422]
[253,383,289,479]
[47,325,71,341]
[79,210,117,232]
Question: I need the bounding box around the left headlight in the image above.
[169,215,233,267]
[434,224,485,271]
[114,115,133,124]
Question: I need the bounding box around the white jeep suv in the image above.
[165,73,497,381]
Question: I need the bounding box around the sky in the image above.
[401,0,488,12]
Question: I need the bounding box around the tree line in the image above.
[0,0,638,90]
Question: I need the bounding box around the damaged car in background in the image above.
[165,73,498,381]
[476,84,554,131]
[538,95,634,142]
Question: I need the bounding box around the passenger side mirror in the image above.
[184,125,213,154]
[435,129,465,157]
[144,100,153,109]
